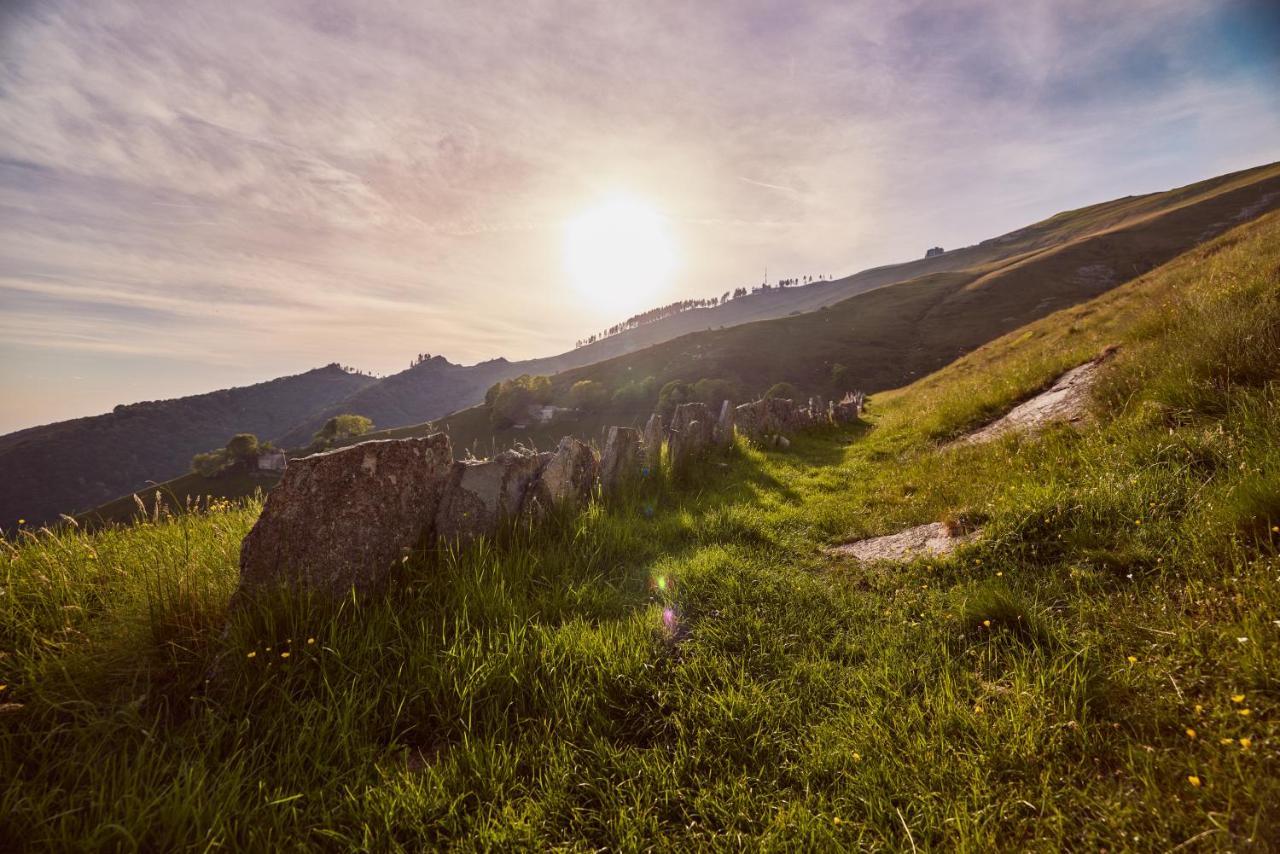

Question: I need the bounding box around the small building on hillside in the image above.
[925,246,945,258]
[256,450,288,472]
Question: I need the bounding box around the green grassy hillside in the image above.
[3,211,1277,849]
[67,162,1280,520]
[353,164,1280,459]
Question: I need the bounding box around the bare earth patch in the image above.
[955,352,1113,447]
[826,522,978,564]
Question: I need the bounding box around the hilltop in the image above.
[3,210,1277,848]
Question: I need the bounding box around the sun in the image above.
[563,196,677,314]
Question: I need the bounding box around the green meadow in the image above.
[3,211,1278,850]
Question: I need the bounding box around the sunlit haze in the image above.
[1,0,1278,432]
[565,197,678,315]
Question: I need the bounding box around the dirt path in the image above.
[826,522,978,564]
[954,351,1113,446]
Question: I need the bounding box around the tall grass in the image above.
[2,213,1279,850]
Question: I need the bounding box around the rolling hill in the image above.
[278,161,1280,445]
[34,160,1280,527]
[354,160,1280,457]
[0,365,375,529]
[8,208,1279,848]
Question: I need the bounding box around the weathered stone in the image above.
[435,448,547,543]
[713,399,735,447]
[669,402,715,474]
[832,391,865,424]
[600,426,643,494]
[237,435,454,597]
[734,397,799,442]
[642,413,664,470]
[537,436,599,508]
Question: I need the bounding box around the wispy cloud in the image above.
[1,0,1277,431]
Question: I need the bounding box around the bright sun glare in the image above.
[564,197,677,314]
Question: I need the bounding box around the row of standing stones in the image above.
[235,392,866,602]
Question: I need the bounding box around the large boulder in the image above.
[237,435,454,597]
[642,413,664,471]
[669,402,715,474]
[713,400,735,448]
[600,426,643,494]
[536,436,599,508]
[435,448,547,543]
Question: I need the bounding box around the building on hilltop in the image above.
[925,246,945,258]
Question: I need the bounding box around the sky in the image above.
[1,0,1278,434]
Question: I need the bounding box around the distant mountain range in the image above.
[5,160,1279,528]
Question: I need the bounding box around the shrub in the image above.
[692,378,741,409]
[225,433,259,463]
[611,376,658,409]
[568,380,608,411]
[657,380,694,418]
[489,375,553,427]
[311,415,374,450]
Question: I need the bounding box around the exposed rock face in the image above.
[600,426,643,494]
[237,435,454,597]
[537,436,599,508]
[714,399,735,447]
[826,522,978,564]
[643,413,664,469]
[953,357,1107,446]
[435,448,547,543]
[669,402,714,473]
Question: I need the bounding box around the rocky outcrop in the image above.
[643,413,664,470]
[237,435,454,596]
[714,400,735,448]
[537,436,599,508]
[600,426,643,494]
[435,448,547,543]
[669,402,714,474]
[734,397,799,442]
[832,391,865,425]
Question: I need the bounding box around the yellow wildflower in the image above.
[1239,709,1251,717]
[1239,738,1252,751]
[1185,728,1197,739]
[1127,656,1138,664]
[307,638,316,645]
[1187,775,1201,788]
[1231,694,1246,703]
[17,519,25,525]
[280,651,290,659]
[1219,737,1234,745]
[833,817,842,826]
[982,620,991,628]
[246,651,256,659]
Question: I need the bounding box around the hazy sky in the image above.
[1,0,1278,433]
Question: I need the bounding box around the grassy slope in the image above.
[4,212,1278,850]
[358,163,1280,459]
[72,162,1280,518]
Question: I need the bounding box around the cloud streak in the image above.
[1,0,1278,432]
